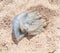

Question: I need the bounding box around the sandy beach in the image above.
[0,0,60,53]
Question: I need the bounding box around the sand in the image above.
[0,0,60,53]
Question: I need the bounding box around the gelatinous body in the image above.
[12,12,46,40]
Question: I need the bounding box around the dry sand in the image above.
[0,0,60,53]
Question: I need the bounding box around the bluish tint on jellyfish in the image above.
[12,12,46,41]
